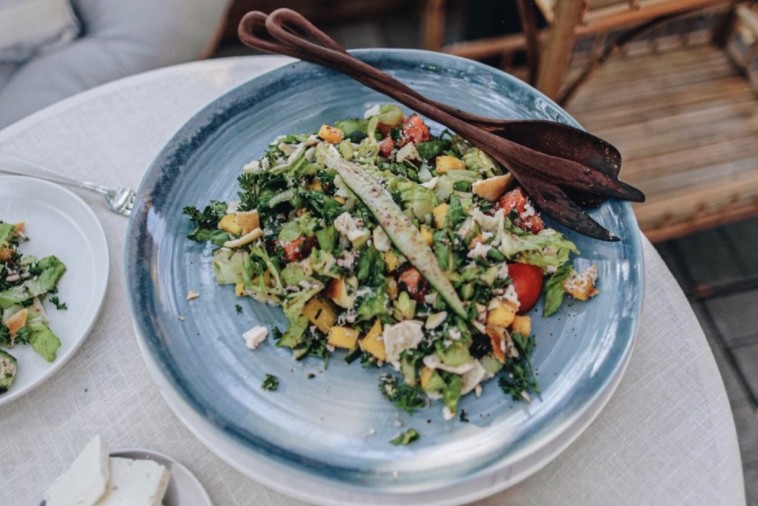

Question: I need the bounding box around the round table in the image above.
[0,56,745,505]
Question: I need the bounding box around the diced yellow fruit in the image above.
[235,210,259,234]
[471,174,514,201]
[420,225,434,246]
[306,180,323,192]
[385,277,399,300]
[435,155,466,173]
[318,124,344,144]
[419,366,435,390]
[334,196,346,205]
[359,320,385,361]
[487,300,517,328]
[219,214,243,235]
[302,297,336,334]
[325,277,355,309]
[485,325,507,363]
[383,250,403,272]
[432,203,449,229]
[511,315,532,336]
[235,282,245,297]
[327,326,359,349]
[5,308,28,337]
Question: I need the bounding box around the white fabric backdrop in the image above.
[0,56,744,505]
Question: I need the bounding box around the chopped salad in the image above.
[184,105,599,422]
[1,221,67,393]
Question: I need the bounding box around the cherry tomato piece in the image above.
[400,113,431,145]
[507,262,543,314]
[498,187,545,233]
[378,136,395,158]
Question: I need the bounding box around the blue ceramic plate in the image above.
[125,50,643,505]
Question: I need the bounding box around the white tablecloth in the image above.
[0,56,745,505]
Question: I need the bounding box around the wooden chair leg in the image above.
[516,0,542,85]
[421,0,447,51]
[536,0,586,100]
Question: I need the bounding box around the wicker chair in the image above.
[424,0,758,242]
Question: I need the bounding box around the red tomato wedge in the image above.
[507,263,544,314]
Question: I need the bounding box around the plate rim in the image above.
[125,48,645,504]
[0,175,110,406]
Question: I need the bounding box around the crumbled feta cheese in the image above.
[448,327,462,340]
[364,104,381,118]
[243,325,268,350]
[372,226,391,252]
[226,200,240,213]
[421,176,439,190]
[422,354,474,375]
[396,143,420,163]
[382,320,425,365]
[423,292,438,305]
[355,286,373,298]
[442,406,456,421]
[497,263,509,279]
[563,264,599,301]
[334,212,369,244]
[457,217,475,239]
[467,242,491,259]
[417,165,433,182]
[336,250,357,269]
[243,160,262,173]
[501,284,520,310]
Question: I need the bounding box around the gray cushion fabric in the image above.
[0,0,229,129]
[0,62,20,90]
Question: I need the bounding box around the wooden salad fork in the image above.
[237,9,645,241]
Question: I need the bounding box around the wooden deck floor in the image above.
[566,44,758,242]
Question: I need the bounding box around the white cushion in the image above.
[0,0,79,62]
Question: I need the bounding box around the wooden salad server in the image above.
[237,9,645,241]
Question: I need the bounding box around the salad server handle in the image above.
[236,9,644,241]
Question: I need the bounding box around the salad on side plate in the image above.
[184,105,599,423]
[0,221,67,393]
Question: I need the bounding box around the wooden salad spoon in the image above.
[237,9,645,241]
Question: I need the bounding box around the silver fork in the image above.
[0,154,135,216]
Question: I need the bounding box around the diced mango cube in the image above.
[5,308,28,337]
[435,155,465,173]
[485,325,507,363]
[432,203,449,229]
[419,366,434,390]
[511,315,532,336]
[306,180,323,192]
[328,326,359,349]
[471,174,514,201]
[303,297,336,334]
[318,124,344,144]
[359,319,385,361]
[383,250,403,272]
[420,225,434,246]
[235,210,259,234]
[325,277,356,309]
[235,282,245,297]
[487,300,517,328]
[219,214,243,235]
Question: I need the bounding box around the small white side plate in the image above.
[0,175,109,406]
[109,449,212,506]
